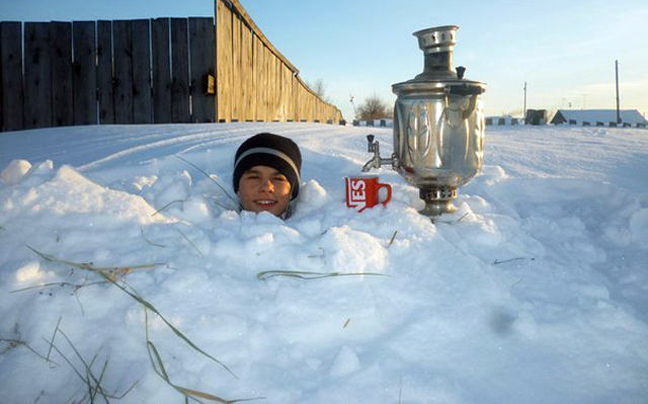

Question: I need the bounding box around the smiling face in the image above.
[237,165,292,216]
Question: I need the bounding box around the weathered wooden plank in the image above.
[50,22,73,127]
[97,20,114,124]
[216,0,232,122]
[262,45,271,122]
[265,51,272,121]
[291,75,298,122]
[252,34,263,121]
[1,22,24,131]
[189,17,215,123]
[275,58,283,121]
[298,81,308,121]
[132,19,152,123]
[113,20,133,124]
[282,64,293,121]
[269,54,279,121]
[152,18,171,124]
[171,18,190,123]
[23,22,52,129]
[231,14,242,121]
[240,24,253,122]
[72,21,97,125]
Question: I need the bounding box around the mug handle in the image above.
[377,183,392,206]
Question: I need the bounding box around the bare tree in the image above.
[307,79,331,103]
[356,94,392,120]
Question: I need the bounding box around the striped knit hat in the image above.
[233,133,302,200]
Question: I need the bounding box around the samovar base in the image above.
[419,186,458,217]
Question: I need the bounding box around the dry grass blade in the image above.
[257,270,389,280]
[456,212,470,223]
[387,230,398,247]
[27,247,233,378]
[140,227,167,248]
[173,226,204,258]
[175,155,238,209]
[58,329,111,403]
[27,245,165,280]
[145,310,263,404]
[152,200,184,217]
[46,316,62,363]
[11,280,105,294]
[0,337,55,364]
[102,274,236,379]
[45,331,138,403]
[492,257,535,265]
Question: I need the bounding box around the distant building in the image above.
[526,109,549,125]
[485,116,522,126]
[551,109,647,128]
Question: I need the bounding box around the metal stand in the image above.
[419,186,457,217]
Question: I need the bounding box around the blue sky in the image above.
[2,0,647,120]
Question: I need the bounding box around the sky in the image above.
[2,0,647,120]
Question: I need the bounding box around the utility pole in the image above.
[523,81,527,120]
[615,60,621,124]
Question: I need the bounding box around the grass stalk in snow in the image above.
[99,273,236,379]
[0,337,54,364]
[1,323,57,365]
[44,327,137,403]
[175,155,238,210]
[28,247,235,378]
[173,226,204,258]
[152,199,184,217]
[11,280,105,294]
[27,245,165,280]
[46,316,62,363]
[492,257,535,265]
[140,226,167,248]
[387,230,398,248]
[257,270,388,280]
[145,310,262,404]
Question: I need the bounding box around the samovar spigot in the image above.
[362,135,396,172]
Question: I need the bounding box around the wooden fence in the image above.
[0,0,343,132]
[216,0,342,124]
[0,18,217,132]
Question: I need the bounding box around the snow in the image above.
[1,122,647,403]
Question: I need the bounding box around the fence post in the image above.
[189,17,216,123]
[170,18,190,123]
[113,20,133,123]
[24,22,52,129]
[1,22,24,131]
[97,20,114,124]
[50,21,73,127]
[73,21,97,125]
[132,19,152,124]
[152,18,171,123]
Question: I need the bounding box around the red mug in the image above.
[345,176,392,212]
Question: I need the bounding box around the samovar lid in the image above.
[393,25,485,96]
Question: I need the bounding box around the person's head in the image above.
[233,133,302,217]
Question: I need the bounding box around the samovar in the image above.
[363,25,486,217]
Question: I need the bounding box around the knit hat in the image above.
[233,133,302,200]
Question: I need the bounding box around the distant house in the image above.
[551,109,647,128]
